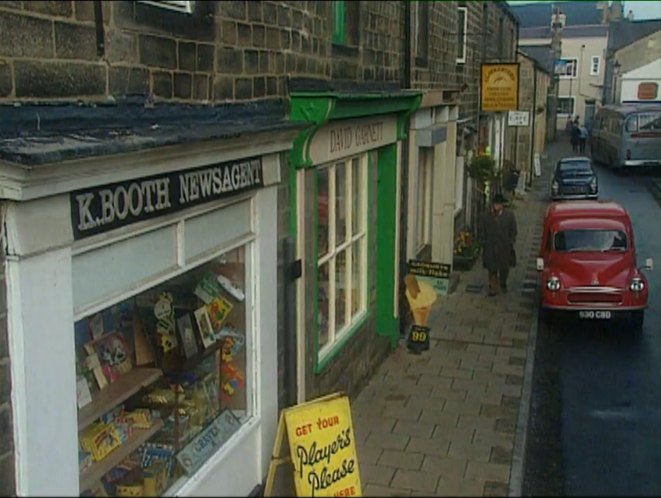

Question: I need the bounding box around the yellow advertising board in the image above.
[264,393,362,498]
[480,63,519,112]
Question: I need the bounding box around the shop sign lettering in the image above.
[480,63,519,112]
[70,157,263,239]
[284,396,362,497]
[309,116,397,164]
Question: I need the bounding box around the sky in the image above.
[507,0,661,21]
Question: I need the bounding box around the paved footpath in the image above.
[351,140,573,497]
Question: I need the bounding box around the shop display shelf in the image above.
[79,418,164,492]
[78,368,164,431]
[169,339,223,374]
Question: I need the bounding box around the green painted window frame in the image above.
[313,153,372,374]
[332,1,346,45]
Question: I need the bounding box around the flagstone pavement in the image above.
[351,140,574,497]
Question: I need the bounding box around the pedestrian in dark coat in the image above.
[570,122,580,153]
[479,193,517,296]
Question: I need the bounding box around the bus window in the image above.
[625,115,637,133]
[639,113,661,131]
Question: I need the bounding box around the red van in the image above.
[537,201,653,330]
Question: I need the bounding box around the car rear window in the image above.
[554,229,627,252]
[558,161,592,175]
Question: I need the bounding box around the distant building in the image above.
[512,1,618,129]
[603,19,661,104]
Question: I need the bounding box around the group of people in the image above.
[566,116,589,154]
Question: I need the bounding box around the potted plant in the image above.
[468,154,495,183]
[452,229,481,271]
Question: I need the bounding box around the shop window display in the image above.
[75,246,250,497]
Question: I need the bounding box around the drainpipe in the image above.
[284,236,298,407]
[398,0,412,339]
[94,1,105,57]
[529,66,538,187]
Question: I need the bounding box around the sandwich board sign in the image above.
[264,392,362,497]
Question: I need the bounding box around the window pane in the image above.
[351,241,363,317]
[75,246,250,491]
[335,250,347,331]
[351,157,362,236]
[336,161,347,246]
[318,262,330,348]
[457,9,466,60]
[318,168,329,258]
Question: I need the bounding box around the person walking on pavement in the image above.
[570,119,581,153]
[579,123,588,153]
[480,193,517,297]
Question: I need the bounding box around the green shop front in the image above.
[288,89,421,401]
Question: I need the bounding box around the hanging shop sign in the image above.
[308,115,397,164]
[70,157,264,239]
[264,393,362,497]
[480,63,520,112]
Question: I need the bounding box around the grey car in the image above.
[551,157,598,201]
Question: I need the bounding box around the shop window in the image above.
[457,7,468,64]
[415,148,433,252]
[317,155,368,357]
[138,0,194,14]
[590,56,600,76]
[332,0,360,47]
[76,245,251,496]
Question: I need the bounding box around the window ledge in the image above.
[331,43,359,58]
[315,311,369,373]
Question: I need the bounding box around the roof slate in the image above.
[512,1,605,28]
[0,98,301,167]
[609,19,661,52]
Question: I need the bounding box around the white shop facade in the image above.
[2,129,294,496]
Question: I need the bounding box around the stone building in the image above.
[603,19,661,104]
[515,50,552,188]
[0,1,521,495]
[0,0,416,495]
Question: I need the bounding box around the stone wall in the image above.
[0,0,405,103]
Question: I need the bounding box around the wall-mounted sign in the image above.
[264,393,362,497]
[481,63,520,112]
[308,115,397,164]
[637,82,659,100]
[70,157,263,239]
[508,110,530,127]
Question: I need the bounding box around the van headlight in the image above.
[630,278,645,292]
[546,276,561,291]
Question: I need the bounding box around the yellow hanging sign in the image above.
[480,63,520,112]
[264,393,362,497]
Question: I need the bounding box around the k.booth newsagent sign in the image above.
[308,115,397,164]
[70,157,263,239]
[284,395,362,497]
